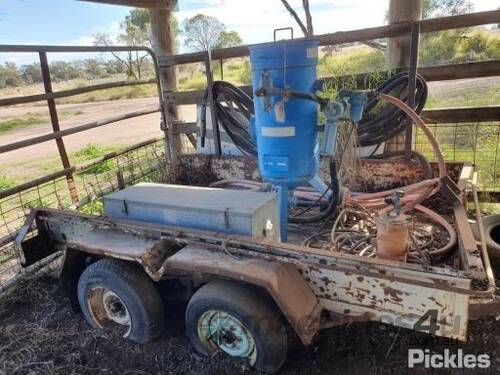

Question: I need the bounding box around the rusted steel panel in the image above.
[300,264,470,340]
[165,245,321,345]
[175,155,260,185]
[451,163,485,278]
[22,208,490,341]
[176,155,465,194]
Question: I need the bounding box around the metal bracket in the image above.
[440,175,462,206]
[14,209,38,265]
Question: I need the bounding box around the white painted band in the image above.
[261,126,296,137]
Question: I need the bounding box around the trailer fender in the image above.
[164,245,321,345]
[59,248,88,312]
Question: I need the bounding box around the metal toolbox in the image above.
[104,183,279,240]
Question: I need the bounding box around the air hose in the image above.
[200,81,257,156]
[357,71,428,147]
[289,160,340,223]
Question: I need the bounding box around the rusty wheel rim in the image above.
[87,286,132,338]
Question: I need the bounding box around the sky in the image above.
[0,0,499,64]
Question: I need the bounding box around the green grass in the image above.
[414,122,500,190]
[318,49,386,78]
[0,175,16,191]
[426,84,500,109]
[3,143,123,183]
[73,144,115,174]
[179,73,207,91]
[0,110,84,134]
[0,116,47,133]
[79,199,104,215]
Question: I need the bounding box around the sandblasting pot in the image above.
[375,214,411,261]
[248,39,319,188]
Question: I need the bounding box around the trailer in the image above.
[2,8,500,373]
[15,156,499,373]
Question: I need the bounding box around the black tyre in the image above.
[185,280,287,373]
[472,214,500,261]
[77,259,164,344]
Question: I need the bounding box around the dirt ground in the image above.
[0,98,197,171]
[0,271,499,375]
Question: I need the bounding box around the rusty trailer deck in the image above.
[16,156,497,346]
[18,205,493,344]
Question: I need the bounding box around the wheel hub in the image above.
[102,290,130,325]
[87,286,132,337]
[198,310,257,364]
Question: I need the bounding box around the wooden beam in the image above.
[281,0,309,37]
[77,0,177,9]
[0,107,159,155]
[387,0,423,68]
[159,10,500,67]
[149,8,183,159]
[386,0,423,154]
[422,106,500,124]
[421,9,500,32]
[163,61,500,106]
[302,0,314,36]
[419,60,500,81]
[0,79,156,107]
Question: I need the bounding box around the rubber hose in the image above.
[289,161,340,224]
[201,81,256,156]
[357,72,428,147]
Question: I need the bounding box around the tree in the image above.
[93,9,152,79]
[50,61,80,82]
[183,14,242,51]
[422,0,474,19]
[83,59,108,80]
[20,63,42,84]
[214,31,243,49]
[0,62,20,88]
[420,0,476,65]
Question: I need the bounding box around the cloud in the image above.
[0,20,122,65]
[176,0,390,49]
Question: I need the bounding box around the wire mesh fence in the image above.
[0,138,170,289]
[414,121,500,190]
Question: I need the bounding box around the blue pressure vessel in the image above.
[249,39,320,188]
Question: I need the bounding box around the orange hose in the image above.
[378,93,446,179]
[343,94,456,258]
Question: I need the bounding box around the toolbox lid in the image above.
[104,182,276,215]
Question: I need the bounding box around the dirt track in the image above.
[0,99,197,179]
[0,273,499,375]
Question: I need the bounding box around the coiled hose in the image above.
[200,81,256,156]
[357,71,428,147]
[201,76,429,222]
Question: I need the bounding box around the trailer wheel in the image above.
[185,280,287,373]
[77,259,164,344]
[472,214,500,261]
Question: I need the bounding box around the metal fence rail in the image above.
[0,45,168,204]
[0,138,169,289]
[0,45,171,290]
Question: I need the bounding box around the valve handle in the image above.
[274,27,294,41]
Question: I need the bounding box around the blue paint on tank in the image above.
[249,39,320,188]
